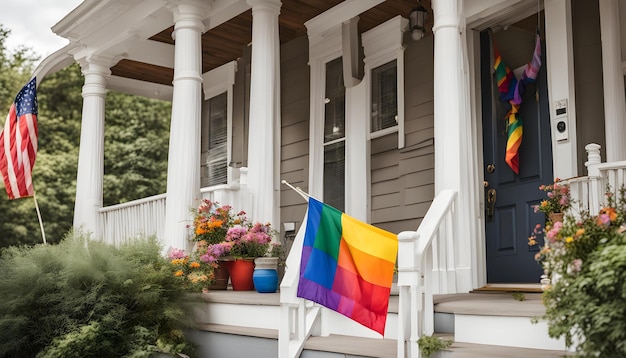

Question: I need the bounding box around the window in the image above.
[371,60,398,132]
[201,61,236,187]
[206,92,228,186]
[363,15,407,148]
[323,57,346,211]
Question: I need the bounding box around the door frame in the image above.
[463,2,577,286]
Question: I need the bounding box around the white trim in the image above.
[201,61,237,185]
[544,0,578,178]
[466,29,487,289]
[362,16,408,149]
[107,75,173,101]
[307,25,343,200]
[304,0,384,39]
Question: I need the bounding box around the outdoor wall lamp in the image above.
[409,1,428,40]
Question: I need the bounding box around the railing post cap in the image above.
[398,231,418,241]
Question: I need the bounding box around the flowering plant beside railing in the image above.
[533,178,571,216]
[529,188,626,356]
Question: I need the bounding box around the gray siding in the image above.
[279,36,310,239]
[371,35,435,234]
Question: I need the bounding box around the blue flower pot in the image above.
[253,269,278,293]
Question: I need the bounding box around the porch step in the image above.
[193,324,397,358]
[432,335,572,358]
[303,334,397,358]
[199,290,281,331]
[434,293,568,351]
[200,289,400,339]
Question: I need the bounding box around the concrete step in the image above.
[434,292,567,351]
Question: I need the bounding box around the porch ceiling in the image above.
[110,0,430,88]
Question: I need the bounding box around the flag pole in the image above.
[281,180,310,202]
[33,193,47,245]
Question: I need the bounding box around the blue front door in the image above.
[480,28,552,283]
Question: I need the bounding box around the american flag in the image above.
[0,78,38,199]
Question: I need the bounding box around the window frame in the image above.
[362,16,407,149]
[201,61,237,187]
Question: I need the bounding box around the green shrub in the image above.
[0,231,200,357]
[417,336,452,358]
[535,190,626,357]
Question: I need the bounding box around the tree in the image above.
[0,26,171,247]
[103,91,170,206]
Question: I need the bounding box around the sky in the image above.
[0,0,84,63]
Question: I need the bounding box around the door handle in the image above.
[486,188,496,218]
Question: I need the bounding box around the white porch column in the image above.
[246,0,281,226]
[432,0,473,292]
[163,0,208,251]
[73,56,111,237]
[599,0,626,161]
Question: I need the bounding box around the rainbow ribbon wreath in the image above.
[493,32,541,174]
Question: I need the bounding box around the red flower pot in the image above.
[224,259,255,290]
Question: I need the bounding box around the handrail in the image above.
[97,183,246,250]
[563,143,626,216]
[396,189,458,358]
[99,193,167,212]
[278,211,322,358]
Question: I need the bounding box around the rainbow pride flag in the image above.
[297,197,398,335]
[493,32,542,174]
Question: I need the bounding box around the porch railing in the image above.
[98,168,250,248]
[396,189,459,358]
[564,144,626,215]
[278,209,321,358]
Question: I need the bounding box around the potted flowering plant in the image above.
[205,221,280,291]
[533,178,571,223]
[190,199,246,244]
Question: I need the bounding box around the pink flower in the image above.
[597,213,610,226]
[568,259,583,274]
[168,248,187,260]
[546,221,563,243]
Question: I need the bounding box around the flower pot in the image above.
[207,262,229,290]
[253,257,279,293]
[549,212,564,224]
[224,259,255,291]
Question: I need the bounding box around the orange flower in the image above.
[599,207,617,222]
[174,270,184,277]
[189,261,201,269]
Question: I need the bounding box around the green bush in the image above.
[0,232,200,357]
[535,190,626,357]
